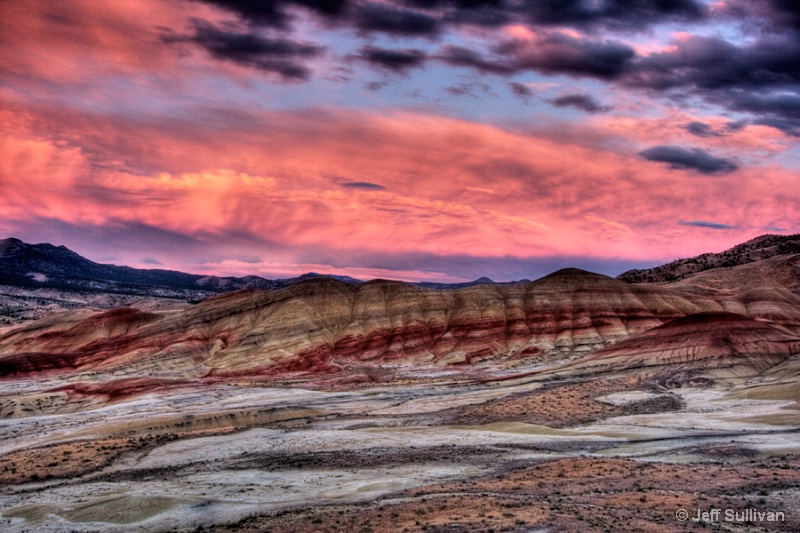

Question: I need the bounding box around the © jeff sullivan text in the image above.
[675,508,785,523]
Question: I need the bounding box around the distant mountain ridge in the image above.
[0,238,355,297]
[0,238,501,298]
[617,234,800,283]
[5,234,800,301]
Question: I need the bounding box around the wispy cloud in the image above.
[678,220,739,230]
[163,19,324,81]
[357,46,427,73]
[341,181,387,191]
[551,93,611,113]
[640,146,738,175]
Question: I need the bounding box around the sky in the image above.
[1,0,799,283]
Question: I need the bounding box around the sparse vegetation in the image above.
[618,233,800,283]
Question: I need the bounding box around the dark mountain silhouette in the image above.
[1,238,516,298]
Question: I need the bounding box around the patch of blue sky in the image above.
[771,145,800,170]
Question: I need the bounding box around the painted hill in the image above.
[2,235,800,388]
[547,312,800,380]
[2,267,799,383]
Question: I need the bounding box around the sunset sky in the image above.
[1,0,799,282]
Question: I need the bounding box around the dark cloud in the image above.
[640,145,738,174]
[753,117,800,137]
[440,33,635,80]
[358,46,427,72]
[765,0,800,29]
[519,0,706,30]
[198,0,707,33]
[725,120,749,132]
[443,5,510,27]
[720,0,800,32]
[495,33,636,79]
[630,34,800,91]
[678,220,739,230]
[619,34,800,134]
[509,82,533,97]
[615,29,800,134]
[509,81,533,103]
[437,46,516,74]
[365,80,387,91]
[409,0,706,31]
[197,0,349,28]
[341,181,387,190]
[727,91,800,136]
[684,121,723,137]
[551,93,610,113]
[141,257,164,265]
[168,20,324,80]
[446,81,493,98]
[182,0,799,134]
[446,84,472,97]
[760,225,787,232]
[197,0,291,28]
[288,0,349,17]
[354,3,441,36]
[405,0,503,9]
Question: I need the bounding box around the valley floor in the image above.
[2,369,800,532]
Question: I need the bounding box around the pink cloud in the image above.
[3,102,798,277]
[0,1,191,88]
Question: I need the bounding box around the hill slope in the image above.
[2,267,799,382]
[618,234,800,285]
[548,312,800,380]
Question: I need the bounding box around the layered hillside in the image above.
[548,312,800,380]
[2,267,799,382]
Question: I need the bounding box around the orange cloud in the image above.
[2,102,798,276]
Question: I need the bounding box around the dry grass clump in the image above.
[454,378,637,427]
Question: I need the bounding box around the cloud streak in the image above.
[551,93,610,113]
[639,146,738,175]
[341,181,387,190]
[164,19,324,81]
[358,46,427,72]
[678,220,739,230]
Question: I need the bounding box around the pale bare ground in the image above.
[2,368,800,532]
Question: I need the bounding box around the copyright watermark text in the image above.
[676,508,785,523]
